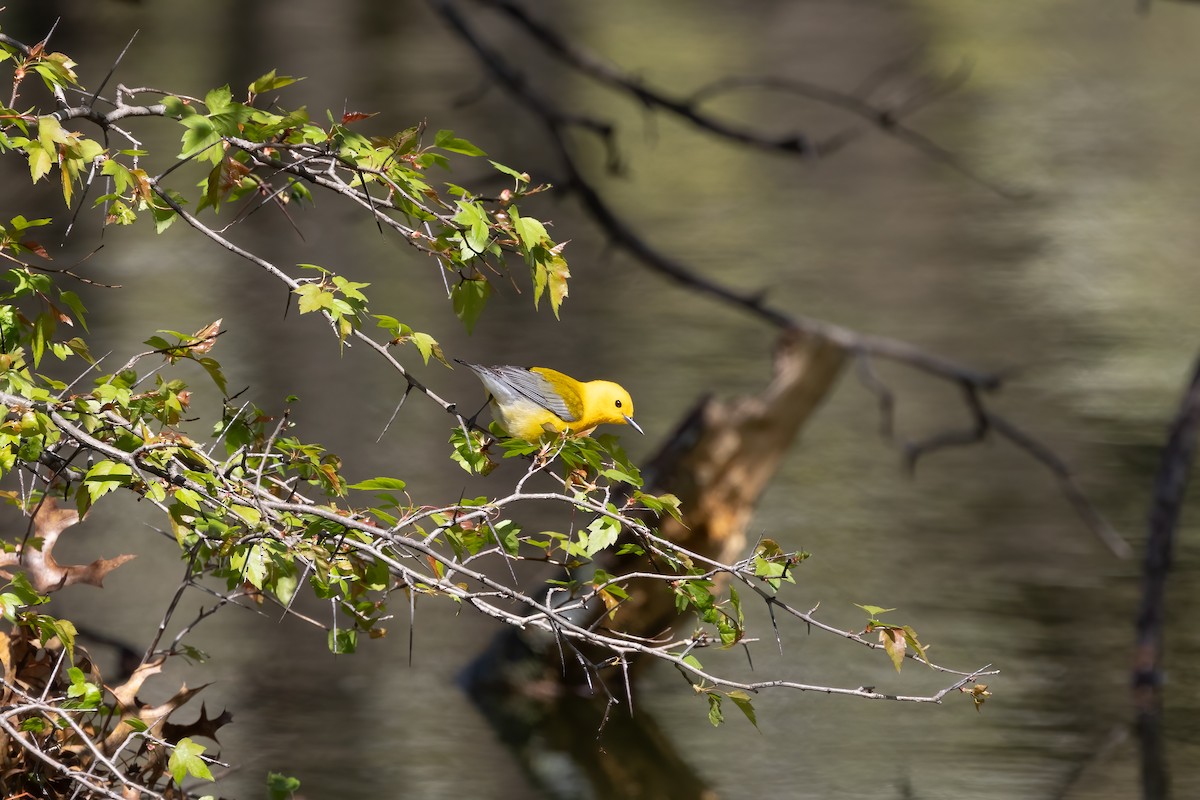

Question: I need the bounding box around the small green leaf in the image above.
[235,543,268,589]
[451,279,490,334]
[7,573,48,607]
[267,772,302,800]
[512,212,549,247]
[83,460,134,502]
[855,604,896,618]
[44,616,77,662]
[20,717,48,733]
[204,85,233,114]
[169,737,214,785]
[435,129,486,156]
[706,693,724,727]
[178,116,221,162]
[489,160,529,182]
[348,477,407,491]
[410,331,444,366]
[901,625,933,668]
[328,628,357,654]
[162,96,194,119]
[295,284,333,314]
[174,487,202,511]
[582,515,620,558]
[727,690,759,729]
[249,70,300,97]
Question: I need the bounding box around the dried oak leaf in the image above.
[0,498,135,592]
[162,702,234,744]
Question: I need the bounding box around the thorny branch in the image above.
[0,388,995,705]
[0,16,1086,796]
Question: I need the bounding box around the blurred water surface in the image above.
[4,1,1200,797]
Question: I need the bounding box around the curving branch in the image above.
[429,0,1127,558]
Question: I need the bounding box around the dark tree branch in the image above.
[430,0,1126,558]
[1133,351,1200,799]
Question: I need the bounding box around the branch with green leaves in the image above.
[0,380,995,704]
[0,19,998,799]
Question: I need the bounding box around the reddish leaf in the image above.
[341,111,378,125]
[19,239,50,259]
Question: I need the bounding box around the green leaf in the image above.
[410,331,443,366]
[901,625,933,668]
[512,211,549,248]
[328,628,357,654]
[451,279,490,334]
[493,519,521,556]
[294,283,333,314]
[727,690,759,729]
[204,85,233,114]
[58,290,88,331]
[174,487,202,511]
[273,571,299,606]
[855,604,896,619]
[37,116,68,149]
[453,200,490,255]
[348,477,407,491]
[706,693,724,727]
[234,542,268,589]
[267,772,302,800]
[7,572,48,607]
[43,616,77,662]
[169,737,214,785]
[489,160,529,182]
[26,141,54,182]
[162,96,194,119]
[729,585,744,626]
[20,717,48,733]
[449,427,495,475]
[83,460,134,502]
[435,129,487,156]
[196,356,228,395]
[249,70,300,97]
[582,515,621,557]
[178,116,222,163]
[64,663,101,707]
[535,249,570,318]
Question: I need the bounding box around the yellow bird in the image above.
[458,361,644,441]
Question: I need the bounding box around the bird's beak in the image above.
[624,415,644,435]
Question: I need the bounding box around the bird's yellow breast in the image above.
[488,395,572,441]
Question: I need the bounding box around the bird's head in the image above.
[588,380,644,435]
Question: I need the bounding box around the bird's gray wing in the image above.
[472,364,578,422]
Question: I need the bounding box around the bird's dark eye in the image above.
[615,399,623,408]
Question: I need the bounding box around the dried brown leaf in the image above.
[162,702,234,744]
[13,498,135,592]
[189,318,222,354]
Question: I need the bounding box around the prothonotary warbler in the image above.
[458,361,644,441]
